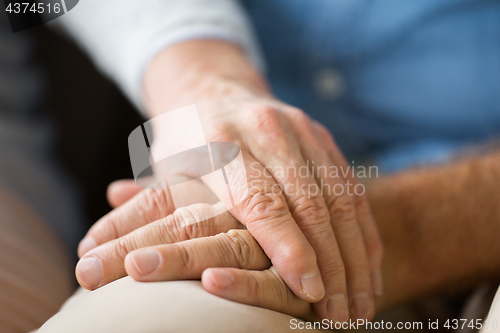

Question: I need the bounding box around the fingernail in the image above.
[327,293,349,323]
[76,257,102,289]
[300,270,325,301]
[351,292,373,320]
[78,237,97,257]
[371,269,384,296]
[209,269,233,289]
[131,250,160,276]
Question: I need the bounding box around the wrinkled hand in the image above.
[199,98,383,322]
[77,196,317,321]
[78,95,383,322]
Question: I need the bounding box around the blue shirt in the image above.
[244,0,500,172]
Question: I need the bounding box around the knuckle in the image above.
[140,189,170,220]
[156,216,176,243]
[182,221,203,241]
[291,195,330,229]
[243,188,288,226]
[221,229,257,268]
[327,195,357,225]
[170,206,201,241]
[251,106,285,136]
[314,121,336,144]
[317,123,331,139]
[322,260,347,285]
[281,243,316,269]
[245,271,262,299]
[152,217,177,244]
[164,203,217,242]
[253,105,281,125]
[287,108,313,131]
[176,243,196,272]
[354,193,371,211]
[203,125,234,143]
[286,106,307,121]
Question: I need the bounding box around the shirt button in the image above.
[313,68,346,100]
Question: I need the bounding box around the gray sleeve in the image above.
[56,0,264,112]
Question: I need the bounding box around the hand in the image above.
[76,200,253,287]
[76,199,316,321]
[196,97,385,322]
[79,40,384,322]
[80,102,382,323]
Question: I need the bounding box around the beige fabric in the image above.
[480,285,500,333]
[0,190,74,333]
[37,277,324,333]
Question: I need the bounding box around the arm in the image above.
[371,150,500,311]
[71,148,500,321]
[142,39,268,116]
[61,1,383,321]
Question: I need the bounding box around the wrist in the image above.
[366,175,416,310]
[143,40,270,118]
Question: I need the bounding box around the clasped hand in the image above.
[76,98,383,323]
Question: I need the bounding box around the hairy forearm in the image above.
[370,150,500,310]
[143,40,270,118]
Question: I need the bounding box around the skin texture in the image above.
[0,190,74,332]
[371,150,500,312]
[77,40,384,323]
[75,40,500,322]
[77,148,500,322]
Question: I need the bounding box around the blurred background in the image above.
[36,25,142,229]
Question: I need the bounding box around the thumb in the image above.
[201,267,316,322]
[76,203,242,289]
[124,229,270,282]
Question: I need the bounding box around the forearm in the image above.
[0,189,74,331]
[370,150,500,310]
[59,0,263,109]
[143,40,271,118]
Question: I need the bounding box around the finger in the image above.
[124,229,271,282]
[107,179,143,208]
[204,119,327,303]
[219,150,327,303]
[202,267,315,321]
[314,122,384,297]
[78,188,175,258]
[246,109,353,319]
[281,108,364,322]
[76,202,240,289]
[288,114,374,321]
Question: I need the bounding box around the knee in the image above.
[38,277,300,333]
